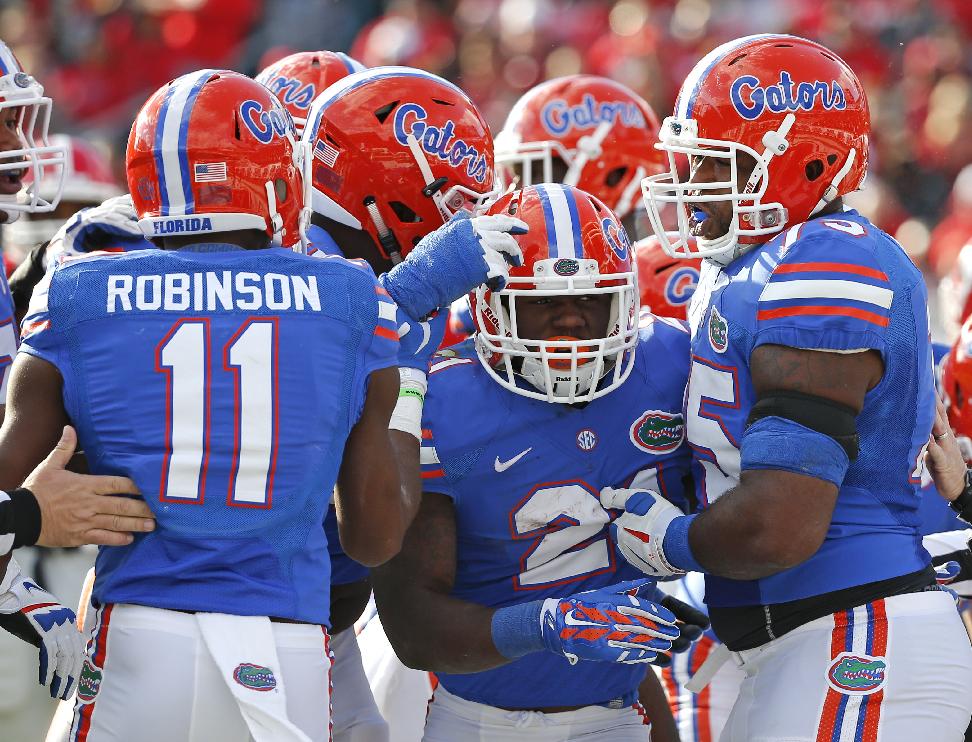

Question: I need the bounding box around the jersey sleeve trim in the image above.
[420,428,445,481]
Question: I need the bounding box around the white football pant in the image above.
[423,684,651,742]
[659,631,745,742]
[718,590,972,742]
[61,603,332,742]
[331,626,389,742]
[357,608,433,742]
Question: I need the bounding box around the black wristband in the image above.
[5,488,41,548]
[948,468,972,525]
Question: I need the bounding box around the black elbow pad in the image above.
[746,389,859,460]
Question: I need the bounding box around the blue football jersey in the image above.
[421,317,692,709]
[0,271,19,401]
[685,210,934,608]
[20,244,399,625]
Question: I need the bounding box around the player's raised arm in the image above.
[335,366,409,567]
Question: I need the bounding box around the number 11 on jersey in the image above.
[156,317,279,508]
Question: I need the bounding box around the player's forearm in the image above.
[372,580,509,673]
[390,430,421,529]
[689,471,833,580]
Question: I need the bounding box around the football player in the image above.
[287,62,529,742]
[373,183,708,742]
[612,34,972,741]
[259,49,390,742]
[494,74,665,239]
[0,39,154,738]
[255,50,364,137]
[0,69,432,742]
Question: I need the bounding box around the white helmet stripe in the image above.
[674,34,778,120]
[537,184,581,259]
[154,69,217,217]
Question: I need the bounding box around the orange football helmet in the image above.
[301,66,497,262]
[127,69,305,248]
[942,316,972,439]
[255,51,364,135]
[643,34,869,263]
[471,183,638,404]
[495,75,664,220]
[634,235,701,320]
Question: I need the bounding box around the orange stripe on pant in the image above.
[74,604,114,742]
[816,608,851,742]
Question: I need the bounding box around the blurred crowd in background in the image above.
[5,0,972,335]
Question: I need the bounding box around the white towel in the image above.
[195,612,311,742]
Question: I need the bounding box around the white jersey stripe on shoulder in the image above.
[783,223,803,250]
[420,446,439,465]
[378,301,397,322]
[429,357,473,374]
[759,279,893,309]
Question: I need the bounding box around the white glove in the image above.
[601,487,687,579]
[468,214,526,291]
[0,560,85,700]
[46,194,145,265]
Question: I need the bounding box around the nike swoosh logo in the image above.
[562,613,603,628]
[494,447,532,472]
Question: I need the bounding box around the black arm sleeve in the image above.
[8,242,50,325]
[0,489,42,549]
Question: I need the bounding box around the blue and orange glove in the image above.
[379,213,525,321]
[395,308,448,373]
[491,579,685,666]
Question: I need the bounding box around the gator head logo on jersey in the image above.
[232,663,277,692]
[708,305,728,353]
[827,653,887,694]
[76,660,103,704]
[629,410,684,454]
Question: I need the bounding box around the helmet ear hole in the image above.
[827,154,838,165]
[605,166,627,187]
[805,159,824,182]
[373,101,400,124]
[389,200,422,223]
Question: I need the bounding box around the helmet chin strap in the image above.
[564,119,613,187]
[364,198,403,265]
[265,181,284,245]
[810,147,857,216]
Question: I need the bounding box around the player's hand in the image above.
[925,396,967,502]
[539,579,680,666]
[379,212,525,320]
[658,594,710,653]
[46,194,147,263]
[0,564,84,700]
[25,425,155,547]
[395,309,447,372]
[601,487,687,579]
